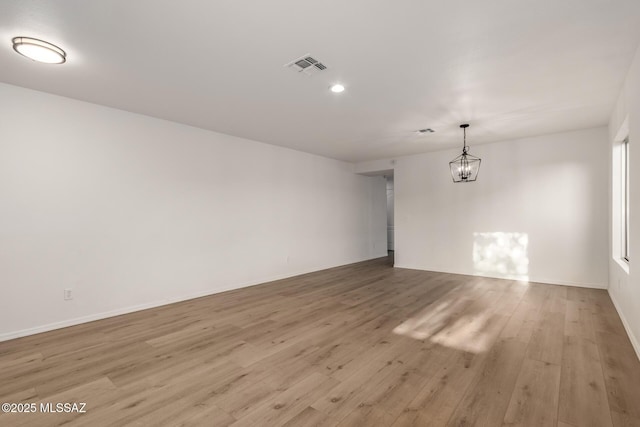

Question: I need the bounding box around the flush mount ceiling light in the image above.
[449,124,481,183]
[330,84,345,93]
[12,37,66,64]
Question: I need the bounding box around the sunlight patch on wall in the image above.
[473,232,529,281]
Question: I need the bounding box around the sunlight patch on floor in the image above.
[393,292,497,353]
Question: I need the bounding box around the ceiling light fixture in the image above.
[449,124,481,183]
[330,84,345,93]
[12,37,66,64]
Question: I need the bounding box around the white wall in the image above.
[0,82,387,341]
[609,43,640,358]
[367,127,608,288]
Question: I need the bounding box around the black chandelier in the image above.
[449,124,481,183]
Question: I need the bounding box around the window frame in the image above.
[622,137,630,263]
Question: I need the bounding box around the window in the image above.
[622,137,629,262]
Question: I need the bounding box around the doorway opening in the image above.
[385,175,394,262]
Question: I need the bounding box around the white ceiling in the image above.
[1,1,639,162]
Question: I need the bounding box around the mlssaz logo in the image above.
[40,402,87,413]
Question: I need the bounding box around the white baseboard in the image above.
[608,291,640,362]
[526,277,607,289]
[393,264,608,289]
[0,254,386,343]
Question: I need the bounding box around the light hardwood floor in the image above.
[1,256,640,426]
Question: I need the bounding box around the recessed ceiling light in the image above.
[330,84,345,93]
[12,37,66,64]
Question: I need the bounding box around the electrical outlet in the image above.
[64,289,73,300]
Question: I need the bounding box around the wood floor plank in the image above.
[214,379,278,420]
[391,348,485,427]
[230,372,339,427]
[0,377,117,427]
[595,331,640,420]
[173,403,236,427]
[310,340,412,421]
[502,358,561,426]
[281,406,335,427]
[610,410,640,427]
[64,359,243,425]
[333,342,441,426]
[558,335,612,427]
[564,300,596,341]
[500,300,541,343]
[446,337,529,426]
[526,311,565,365]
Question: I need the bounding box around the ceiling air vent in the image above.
[285,54,328,76]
